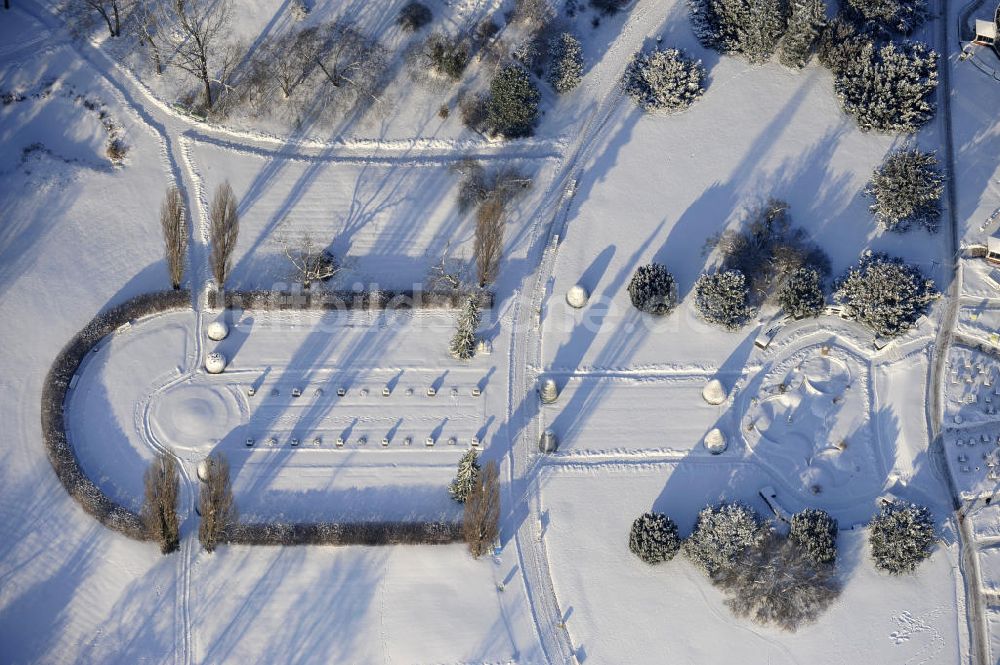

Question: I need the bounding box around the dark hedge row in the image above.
[225,520,463,546]
[208,289,493,311]
[41,290,192,540]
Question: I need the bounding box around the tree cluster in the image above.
[866,148,943,233]
[689,0,789,63]
[832,38,937,133]
[779,0,827,68]
[868,500,935,574]
[631,503,843,631]
[833,251,937,338]
[707,200,829,305]
[843,0,926,35]
[622,48,705,113]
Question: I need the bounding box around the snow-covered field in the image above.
[1,0,995,661]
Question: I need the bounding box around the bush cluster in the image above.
[226,521,463,545]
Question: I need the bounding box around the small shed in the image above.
[988,232,1000,264]
[974,19,998,46]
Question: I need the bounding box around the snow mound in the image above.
[704,428,727,454]
[702,378,727,405]
[205,352,227,374]
[566,284,589,309]
[207,321,229,341]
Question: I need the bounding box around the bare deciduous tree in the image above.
[163,0,232,109]
[132,0,163,74]
[475,193,504,287]
[160,186,187,290]
[716,532,840,632]
[141,453,180,554]
[276,225,338,287]
[82,0,129,37]
[269,27,324,99]
[209,181,239,287]
[427,241,465,292]
[315,23,387,111]
[198,452,236,553]
[462,460,500,558]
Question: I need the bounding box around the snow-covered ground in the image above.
[1,0,994,661]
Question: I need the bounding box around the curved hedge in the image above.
[226,520,463,546]
[208,289,494,311]
[41,290,192,540]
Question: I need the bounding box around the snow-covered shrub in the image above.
[778,267,825,319]
[689,0,789,63]
[622,48,705,113]
[717,532,840,631]
[779,0,827,68]
[450,295,481,359]
[450,449,481,502]
[694,270,756,330]
[629,512,681,564]
[290,0,310,20]
[709,200,829,304]
[548,32,583,93]
[486,64,540,138]
[398,2,433,31]
[833,39,938,133]
[426,33,470,81]
[684,503,768,578]
[834,251,937,338]
[790,509,838,566]
[511,0,556,28]
[866,149,943,233]
[627,263,677,315]
[868,500,935,574]
[844,0,926,35]
[591,0,630,13]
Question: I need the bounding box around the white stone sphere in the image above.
[704,428,727,454]
[205,352,227,374]
[566,284,589,309]
[197,459,210,482]
[702,378,727,405]
[207,321,229,341]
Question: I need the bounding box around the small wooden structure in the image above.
[974,18,998,46]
